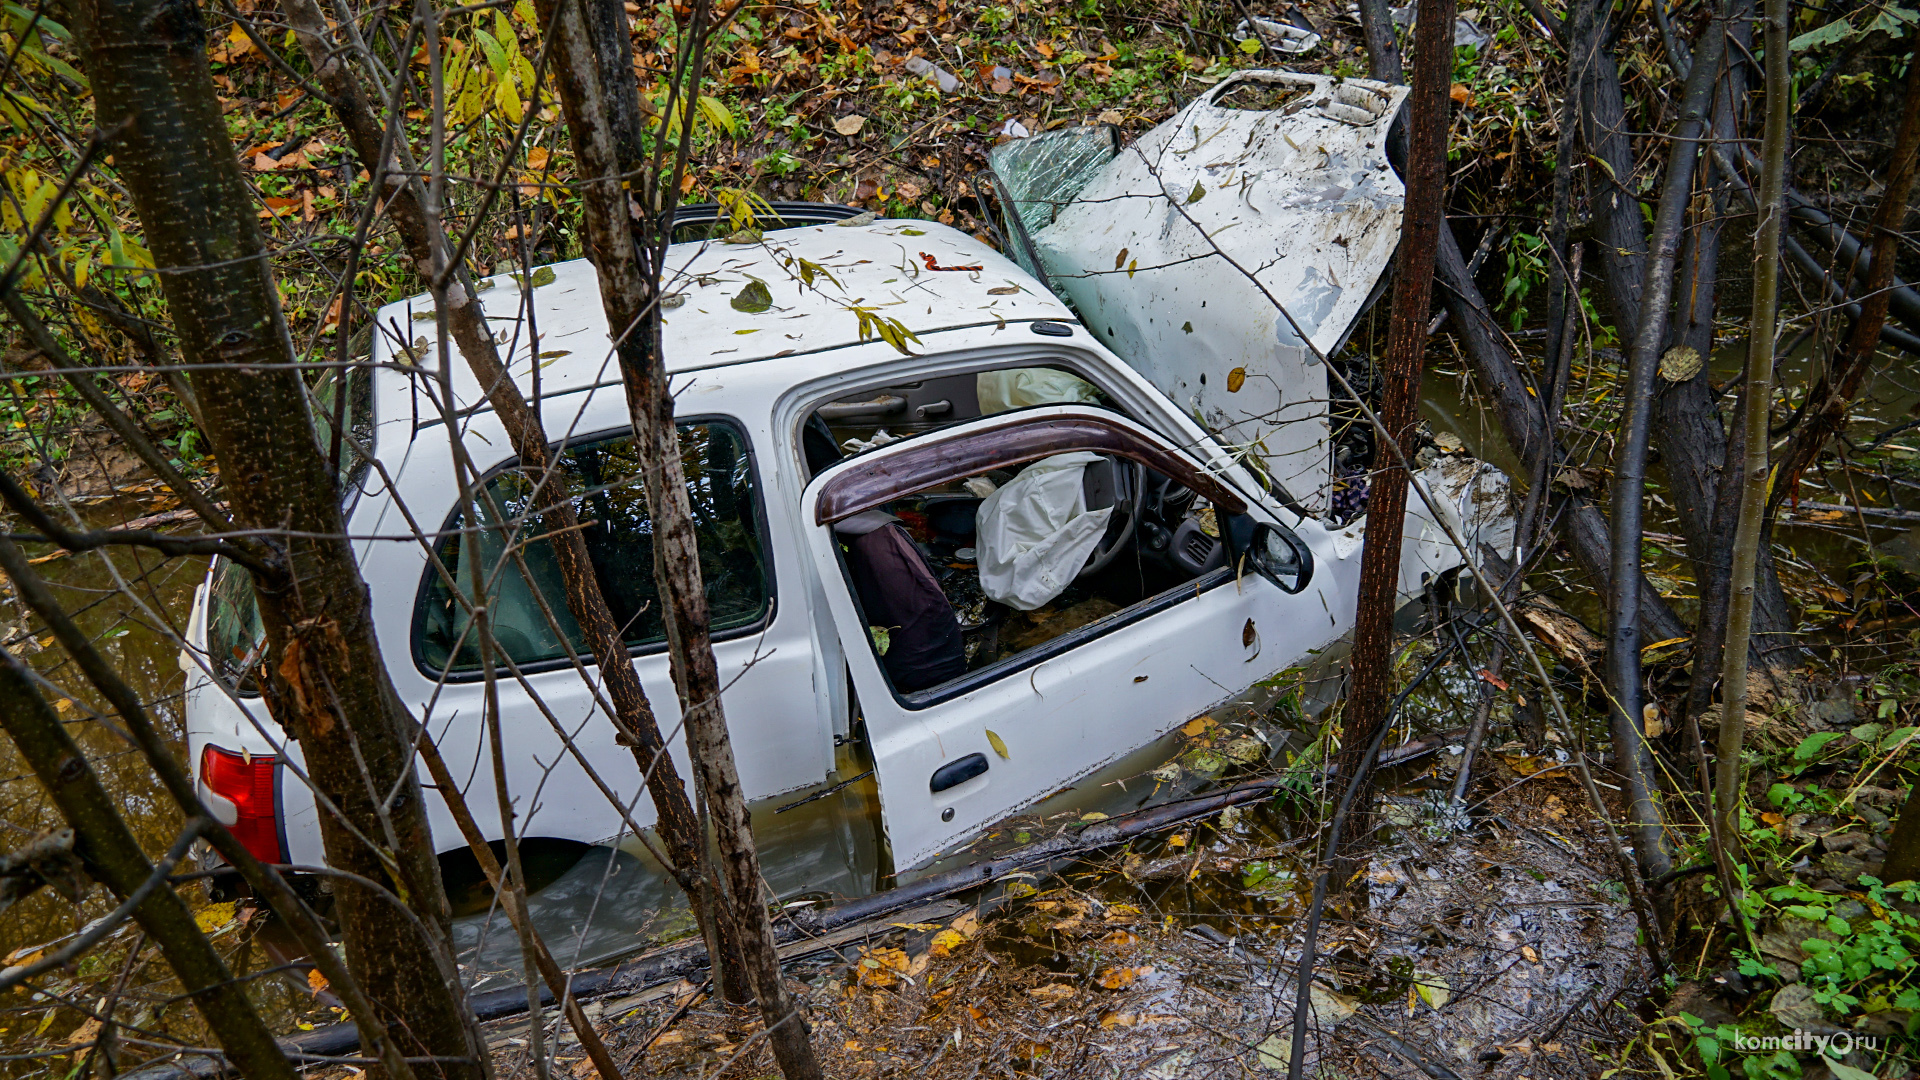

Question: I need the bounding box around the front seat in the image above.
[835,511,967,692]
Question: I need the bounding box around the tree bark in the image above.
[1334,0,1453,857]
[276,0,722,948]
[0,658,299,1080]
[65,0,485,1074]
[1602,1,1727,892]
[534,0,821,1074]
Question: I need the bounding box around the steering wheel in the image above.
[1079,458,1149,578]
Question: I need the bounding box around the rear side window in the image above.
[413,421,769,676]
[207,558,266,695]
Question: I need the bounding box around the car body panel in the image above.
[992,69,1411,513]
[800,405,1354,869]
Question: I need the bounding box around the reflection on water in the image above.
[457,660,1347,982]
[454,745,885,978]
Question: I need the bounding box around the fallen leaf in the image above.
[1658,345,1702,382]
[1100,929,1140,946]
[1521,945,1540,964]
[985,729,1010,758]
[1114,247,1128,270]
[833,114,867,135]
[1181,715,1215,737]
[1415,971,1450,1009]
[1096,965,1150,989]
[1026,983,1074,1003]
[1227,366,1246,392]
[1450,83,1473,106]
[307,967,330,995]
[929,929,969,957]
[988,285,1022,295]
[950,911,980,937]
[731,280,773,313]
[195,901,237,934]
[1100,1011,1135,1029]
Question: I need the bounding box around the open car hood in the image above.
[988,69,1410,513]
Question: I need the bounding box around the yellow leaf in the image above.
[929,929,969,957]
[1226,367,1247,393]
[985,729,1009,758]
[1181,715,1216,737]
[307,967,330,995]
[194,902,236,934]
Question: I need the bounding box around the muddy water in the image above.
[0,526,203,967]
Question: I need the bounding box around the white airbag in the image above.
[975,452,1114,611]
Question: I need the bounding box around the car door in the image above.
[799,405,1346,871]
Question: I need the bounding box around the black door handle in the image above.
[929,753,988,793]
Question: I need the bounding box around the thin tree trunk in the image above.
[1716,0,1791,861]
[275,0,725,957]
[1602,3,1726,892]
[1334,0,1453,859]
[0,658,299,1080]
[1767,46,1920,513]
[534,0,821,1074]
[65,1,485,1073]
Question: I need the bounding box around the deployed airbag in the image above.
[977,368,1102,414]
[976,452,1114,611]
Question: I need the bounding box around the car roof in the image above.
[368,218,1073,430]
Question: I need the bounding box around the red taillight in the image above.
[199,745,284,864]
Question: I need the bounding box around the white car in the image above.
[183,71,1500,890]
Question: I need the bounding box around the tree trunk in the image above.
[1334,0,1453,856]
[533,0,821,1074]
[65,1,485,1074]
[0,658,298,1080]
[1580,0,1801,679]
[1602,2,1727,892]
[1716,0,1792,860]
[276,0,723,949]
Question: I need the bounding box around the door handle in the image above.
[818,395,907,420]
[929,752,988,792]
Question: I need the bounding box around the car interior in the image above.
[801,367,1237,696]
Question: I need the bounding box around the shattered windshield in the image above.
[985,126,1119,282]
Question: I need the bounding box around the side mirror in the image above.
[1226,517,1313,593]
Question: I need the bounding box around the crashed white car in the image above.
[183,70,1505,884]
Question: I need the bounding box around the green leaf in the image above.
[731,279,773,313]
[869,625,890,655]
[1790,16,1856,51]
[1826,1061,1879,1080]
[1794,731,1845,761]
[985,729,1009,758]
[1186,181,1206,203]
[475,26,510,77]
